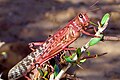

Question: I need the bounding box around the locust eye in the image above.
[79,13,83,18]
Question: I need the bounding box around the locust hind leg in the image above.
[24,75,31,80]
[28,34,52,51]
[64,47,76,51]
[26,63,41,80]
[80,29,100,38]
[86,26,97,33]
[29,62,54,80]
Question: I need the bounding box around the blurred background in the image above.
[0,0,120,80]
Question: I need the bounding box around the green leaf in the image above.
[54,72,58,77]
[80,59,86,63]
[86,51,91,56]
[76,48,82,58]
[37,68,44,76]
[101,13,110,26]
[42,77,48,80]
[54,64,59,73]
[89,35,103,46]
[43,71,48,77]
[64,56,75,63]
[69,53,76,59]
[54,64,59,77]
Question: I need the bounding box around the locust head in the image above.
[78,13,89,27]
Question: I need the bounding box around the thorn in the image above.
[97,21,101,28]
[77,64,84,70]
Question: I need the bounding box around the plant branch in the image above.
[80,52,107,60]
[103,36,120,41]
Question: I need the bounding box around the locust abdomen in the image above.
[8,48,43,80]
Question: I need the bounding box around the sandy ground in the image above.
[0,0,120,80]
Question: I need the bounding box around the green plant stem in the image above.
[90,21,98,27]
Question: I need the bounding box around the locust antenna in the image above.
[85,0,100,14]
[89,0,100,9]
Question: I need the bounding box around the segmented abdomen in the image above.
[8,48,42,80]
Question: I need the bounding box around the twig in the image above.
[80,52,107,60]
[103,36,120,41]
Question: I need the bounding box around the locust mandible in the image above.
[8,12,96,80]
